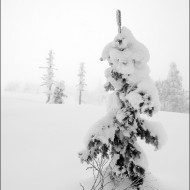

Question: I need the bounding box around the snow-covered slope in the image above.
[1,92,189,190]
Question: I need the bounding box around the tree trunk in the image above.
[46,86,52,103]
[79,90,82,105]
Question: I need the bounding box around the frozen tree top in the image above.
[100,26,150,66]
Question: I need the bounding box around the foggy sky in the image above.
[2,0,189,90]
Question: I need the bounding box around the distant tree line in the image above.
[4,51,189,111]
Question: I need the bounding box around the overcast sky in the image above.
[2,0,189,90]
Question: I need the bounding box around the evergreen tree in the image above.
[155,80,170,110]
[156,62,189,113]
[77,62,86,105]
[40,50,56,103]
[79,14,166,190]
[51,81,67,104]
[167,62,184,112]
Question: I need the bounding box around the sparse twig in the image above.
[80,183,85,190]
[80,158,158,190]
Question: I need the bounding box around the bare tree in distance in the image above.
[77,62,86,105]
[40,50,56,103]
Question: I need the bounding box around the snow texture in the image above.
[1,92,189,190]
[100,26,150,65]
[84,112,116,145]
[106,91,122,113]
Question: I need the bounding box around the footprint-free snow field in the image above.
[1,93,189,190]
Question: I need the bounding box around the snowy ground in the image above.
[1,92,189,190]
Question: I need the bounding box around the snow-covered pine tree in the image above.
[166,62,186,112]
[79,11,166,190]
[156,62,189,113]
[155,80,170,110]
[40,50,56,103]
[77,62,86,105]
[51,81,67,104]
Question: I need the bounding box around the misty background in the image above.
[2,0,189,106]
